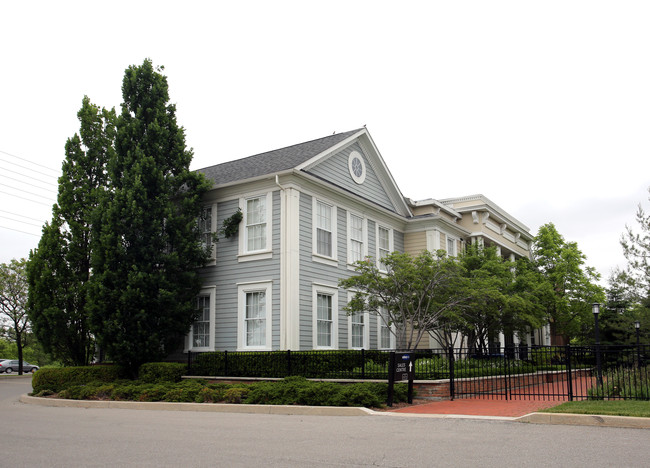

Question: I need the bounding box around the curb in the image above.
[516,412,650,429]
[19,394,373,416]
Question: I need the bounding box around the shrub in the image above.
[224,387,250,403]
[138,362,186,383]
[32,365,125,394]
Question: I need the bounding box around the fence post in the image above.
[287,349,292,377]
[565,344,573,401]
[224,350,228,376]
[361,348,365,380]
[187,350,192,374]
[504,345,509,401]
[448,346,455,401]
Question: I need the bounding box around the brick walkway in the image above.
[390,375,594,417]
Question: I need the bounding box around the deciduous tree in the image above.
[0,259,30,373]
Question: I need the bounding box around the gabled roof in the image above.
[197,129,362,186]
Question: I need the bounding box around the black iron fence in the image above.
[186,344,649,400]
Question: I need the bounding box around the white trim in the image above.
[186,285,216,352]
[348,310,370,350]
[238,191,273,260]
[279,186,301,350]
[377,314,396,350]
[376,224,393,272]
[347,150,366,184]
[312,284,339,350]
[312,197,338,264]
[347,211,368,267]
[237,281,273,351]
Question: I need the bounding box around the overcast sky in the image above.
[1,1,648,285]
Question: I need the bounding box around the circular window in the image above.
[348,151,366,184]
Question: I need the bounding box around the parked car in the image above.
[0,360,39,374]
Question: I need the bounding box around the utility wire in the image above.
[0,157,61,180]
[0,209,48,223]
[0,149,59,173]
[0,164,59,187]
[0,214,43,228]
[0,174,58,193]
[0,225,40,237]
[0,190,52,207]
[0,182,55,201]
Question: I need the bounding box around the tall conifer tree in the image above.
[27,97,115,365]
[89,60,210,374]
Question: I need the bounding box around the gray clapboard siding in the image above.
[307,143,396,213]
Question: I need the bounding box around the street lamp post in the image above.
[635,321,641,369]
[593,303,603,387]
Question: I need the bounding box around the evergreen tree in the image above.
[89,60,210,374]
[27,97,115,365]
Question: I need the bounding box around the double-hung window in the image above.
[378,310,395,350]
[313,199,337,264]
[187,286,215,351]
[239,192,272,260]
[313,284,338,349]
[447,237,456,256]
[238,281,272,350]
[348,213,365,265]
[350,311,366,349]
[377,225,392,271]
[193,295,210,348]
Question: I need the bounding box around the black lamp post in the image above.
[592,303,603,387]
[635,321,641,369]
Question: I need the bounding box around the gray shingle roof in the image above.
[197,129,362,186]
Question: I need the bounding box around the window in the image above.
[187,286,215,351]
[198,206,216,259]
[350,311,366,349]
[313,199,337,264]
[239,192,272,260]
[193,295,210,348]
[377,225,392,271]
[238,281,272,350]
[447,237,456,256]
[316,293,333,347]
[312,284,338,349]
[246,196,266,251]
[378,311,395,350]
[348,213,365,265]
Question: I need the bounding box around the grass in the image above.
[541,400,650,418]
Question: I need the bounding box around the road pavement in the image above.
[1,376,649,467]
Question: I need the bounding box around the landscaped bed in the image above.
[31,363,410,409]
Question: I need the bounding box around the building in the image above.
[185,128,542,354]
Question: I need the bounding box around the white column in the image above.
[280,187,301,350]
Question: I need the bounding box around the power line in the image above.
[0,149,60,173]
[0,157,60,180]
[0,225,40,237]
[0,165,58,187]
[0,174,57,194]
[0,182,55,201]
[0,209,48,223]
[0,190,53,207]
[0,214,43,228]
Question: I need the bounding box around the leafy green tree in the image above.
[449,245,548,352]
[532,223,604,344]
[27,97,115,366]
[619,188,650,301]
[0,259,30,373]
[340,250,470,349]
[88,59,210,375]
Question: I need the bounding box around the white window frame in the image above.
[238,192,272,261]
[187,286,216,352]
[348,309,370,350]
[347,211,367,267]
[312,284,339,349]
[312,198,338,266]
[377,313,396,350]
[447,235,457,257]
[199,204,217,262]
[376,224,393,272]
[237,281,273,351]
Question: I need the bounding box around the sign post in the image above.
[387,351,415,406]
